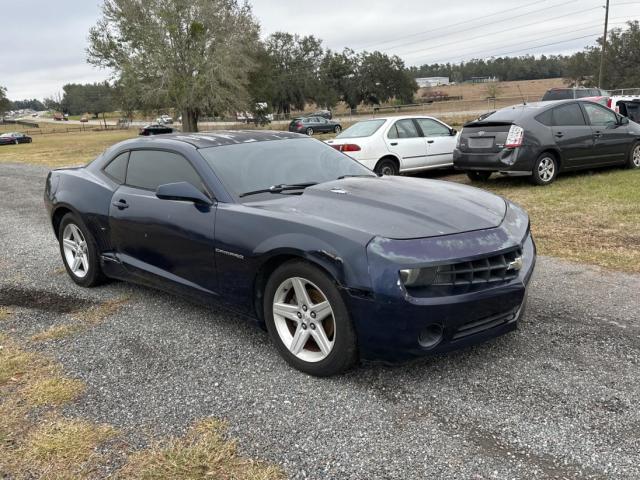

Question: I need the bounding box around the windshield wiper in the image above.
[239,183,318,198]
[337,174,378,179]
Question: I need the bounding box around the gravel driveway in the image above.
[1,163,639,479]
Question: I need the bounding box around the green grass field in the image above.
[2,128,638,273]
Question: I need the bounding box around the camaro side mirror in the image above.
[450,128,457,135]
[156,182,213,206]
[619,116,630,125]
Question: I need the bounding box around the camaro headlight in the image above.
[399,267,438,288]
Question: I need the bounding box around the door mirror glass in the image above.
[619,116,630,125]
[156,182,213,205]
[450,128,457,136]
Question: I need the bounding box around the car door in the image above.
[108,149,218,296]
[415,118,457,167]
[581,102,629,165]
[548,103,595,168]
[385,119,427,170]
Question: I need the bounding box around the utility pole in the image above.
[598,0,610,88]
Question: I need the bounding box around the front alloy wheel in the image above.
[264,261,357,376]
[306,127,314,136]
[273,277,335,363]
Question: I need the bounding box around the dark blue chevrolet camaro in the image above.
[44,130,536,376]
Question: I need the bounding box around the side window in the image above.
[552,104,586,126]
[387,123,399,139]
[583,103,618,127]
[416,118,451,137]
[575,89,591,98]
[536,110,553,126]
[103,152,129,183]
[391,119,420,139]
[126,150,205,192]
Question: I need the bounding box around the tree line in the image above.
[411,21,640,88]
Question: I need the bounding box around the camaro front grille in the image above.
[433,248,523,287]
[452,308,518,340]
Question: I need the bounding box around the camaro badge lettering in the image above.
[215,248,244,260]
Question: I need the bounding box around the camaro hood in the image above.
[250,176,507,240]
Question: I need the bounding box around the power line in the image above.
[374,0,583,54]
[354,0,555,50]
[403,5,604,63]
[424,19,628,65]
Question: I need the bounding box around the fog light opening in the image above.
[418,324,444,349]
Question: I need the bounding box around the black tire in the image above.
[58,213,106,287]
[626,141,640,169]
[306,127,314,136]
[263,260,358,377]
[334,125,342,134]
[530,152,558,185]
[466,171,492,182]
[375,157,399,176]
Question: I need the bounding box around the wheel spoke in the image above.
[63,239,76,250]
[273,302,300,322]
[311,324,332,356]
[71,255,82,272]
[290,326,309,355]
[291,277,312,308]
[311,301,332,321]
[79,254,89,272]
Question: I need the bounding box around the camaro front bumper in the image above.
[347,201,536,362]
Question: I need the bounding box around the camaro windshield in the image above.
[200,137,375,200]
[336,119,386,139]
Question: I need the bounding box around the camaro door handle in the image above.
[390,142,398,146]
[554,132,564,138]
[112,199,129,209]
[593,131,603,138]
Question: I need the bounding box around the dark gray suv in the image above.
[453,100,640,185]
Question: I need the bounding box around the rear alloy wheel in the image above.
[14,139,19,145]
[466,171,492,182]
[627,142,640,169]
[58,213,105,287]
[334,125,342,134]
[306,127,314,136]
[531,153,558,185]
[375,158,399,176]
[264,261,357,376]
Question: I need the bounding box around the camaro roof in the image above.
[135,130,304,148]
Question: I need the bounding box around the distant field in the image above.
[418,78,566,102]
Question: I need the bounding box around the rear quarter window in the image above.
[535,110,553,126]
[103,152,129,183]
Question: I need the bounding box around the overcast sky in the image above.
[2,0,638,100]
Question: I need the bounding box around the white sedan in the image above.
[325,116,459,175]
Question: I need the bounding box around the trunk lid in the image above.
[458,122,513,153]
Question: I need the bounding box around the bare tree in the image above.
[88,0,259,132]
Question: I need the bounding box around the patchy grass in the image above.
[0,306,11,321]
[22,375,85,406]
[447,168,640,273]
[0,129,137,168]
[31,324,82,342]
[119,419,285,480]
[16,417,116,478]
[0,330,284,479]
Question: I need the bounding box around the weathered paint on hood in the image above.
[250,176,507,240]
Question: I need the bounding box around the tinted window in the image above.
[542,89,573,101]
[336,119,386,138]
[583,103,618,127]
[575,89,593,98]
[388,119,420,139]
[200,138,374,201]
[416,118,450,136]
[552,104,586,126]
[536,109,553,126]
[126,150,204,192]
[103,152,129,183]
